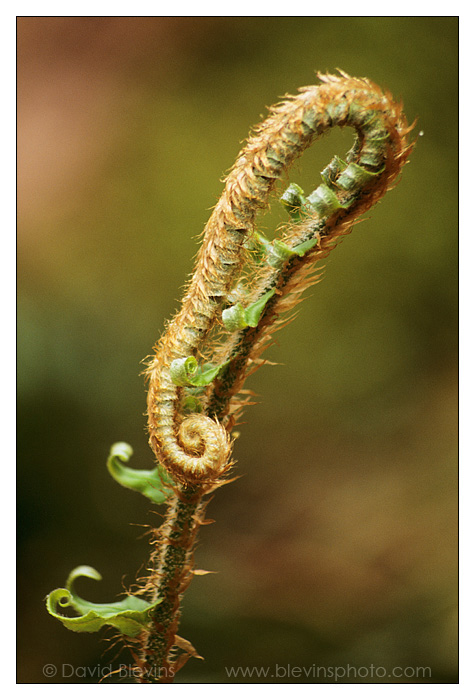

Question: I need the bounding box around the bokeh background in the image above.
[17,17,458,684]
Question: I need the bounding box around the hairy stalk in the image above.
[136,486,205,682]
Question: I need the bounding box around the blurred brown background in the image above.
[17,17,458,683]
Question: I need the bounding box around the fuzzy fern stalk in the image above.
[46,72,413,683]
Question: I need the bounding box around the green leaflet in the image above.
[280,183,312,221]
[170,356,229,388]
[321,155,347,187]
[307,183,345,218]
[107,442,174,505]
[255,232,319,267]
[254,233,295,266]
[222,288,276,331]
[45,566,161,637]
[222,302,247,331]
[281,179,345,222]
[282,158,386,228]
[290,238,320,256]
[336,161,385,191]
[244,289,276,326]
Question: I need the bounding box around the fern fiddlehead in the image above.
[146,71,413,479]
[46,72,413,683]
[134,73,413,681]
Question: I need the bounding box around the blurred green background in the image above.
[17,17,457,683]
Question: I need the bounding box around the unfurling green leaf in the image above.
[290,238,320,256]
[107,442,174,504]
[321,155,347,187]
[46,566,161,637]
[307,183,345,217]
[197,362,230,385]
[280,183,312,221]
[336,161,384,191]
[222,289,276,332]
[170,356,200,386]
[243,289,276,326]
[170,356,229,388]
[222,302,248,331]
[254,232,318,268]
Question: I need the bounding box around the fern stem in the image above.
[137,485,206,682]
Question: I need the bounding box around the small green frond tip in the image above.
[45,566,161,637]
[222,289,276,331]
[280,182,311,221]
[170,357,229,388]
[107,442,174,505]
